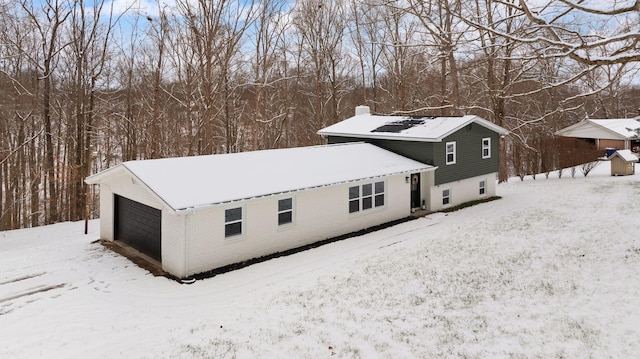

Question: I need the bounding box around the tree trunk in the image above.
[43,60,57,224]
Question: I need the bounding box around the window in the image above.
[482,138,491,159]
[362,184,373,210]
[349,181,385,213]
[349,186,360,213]
[374,181,385,207]
[479,180,486,195]
[442,189,451,206]
[224,207,243,238]
[278,198,293,226]
[446,142,456,165]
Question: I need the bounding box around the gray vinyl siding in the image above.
[327,136,360,145]
[326,122,500,185]
[328,136,436,165]
[434,124,500,185]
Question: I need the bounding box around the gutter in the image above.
[171,167,436,215]
[184,213,189,279]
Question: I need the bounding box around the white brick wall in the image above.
[96,168,439,278]
[98,185,114,241]
[97,168,164,241]
[161,211,185,277]
[95,167,184,273]
[182,173,415,277]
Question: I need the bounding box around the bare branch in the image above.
[557,0,639,16]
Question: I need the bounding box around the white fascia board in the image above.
[471,116,510,136]
[85,164,176,213]
[85,165,121,185]
[425,115,509,140]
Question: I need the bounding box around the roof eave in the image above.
[556,119,637,139]
[85,165,121,185]
[318,131,440,142]
[319,115,509,140]
[590,120,633,139]
[174,165,437,214]
[470,116,509,136]
[85,163,177,213]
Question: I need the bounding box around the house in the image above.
[608,149,638,176]
[317,106,509,212]
[555,118,640,153]
[85,142,434,279]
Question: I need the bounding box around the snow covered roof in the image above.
[556,118,640,140]
[608,149,639,162]
[86,143,434,212]
[317,113,508,142]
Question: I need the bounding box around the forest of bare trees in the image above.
[1,0,639,230]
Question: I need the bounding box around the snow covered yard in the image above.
[1,161,639,358]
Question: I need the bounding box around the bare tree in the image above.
[112,14,145,162]
[377,4,423,112]
[349,0,386,111]
[293,0,349,128]
[173,0,256,154]
[248,0,294,150]
[405,0,466,115]
[517,1,640,66]
[464,0,640,118]
[19,0,72,224]
[2,0,640,230]
[64,0,119,222]
[138,8,170,159]
[0,3,42,229]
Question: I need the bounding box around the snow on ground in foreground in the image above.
[1,161,639,358]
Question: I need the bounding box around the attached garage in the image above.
[114,195,162,261]
[86,143,434,279]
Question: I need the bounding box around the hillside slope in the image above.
[1,161,639,358]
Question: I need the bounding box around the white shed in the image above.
[86,143,434,279]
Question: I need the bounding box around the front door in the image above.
[410,173,421,209]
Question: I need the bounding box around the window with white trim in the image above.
[442,189,451,206]
[349,186,360,213]
[362,183,373,210]
[482,138,491,159]
[349,181,385,213]
[374,181,385,207]
[479,180,486,196]
[446,141,456,165]
[278,198,293,226]
[224,207,243,238]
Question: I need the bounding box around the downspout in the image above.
[184,213,189,279]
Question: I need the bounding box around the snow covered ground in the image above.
[1,161,639,358]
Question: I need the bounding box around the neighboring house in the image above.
[85,142,434,279]
[555,118,640,152]
[318,106,509,212]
